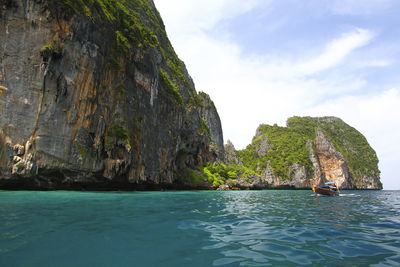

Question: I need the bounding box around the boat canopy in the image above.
[325,181,336,184]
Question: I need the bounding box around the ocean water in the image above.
[0,190,399,266]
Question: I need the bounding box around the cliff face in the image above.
[311,129,351,188]
[223,117,381,190]
[0,0,224,189]
[197,92,224,162]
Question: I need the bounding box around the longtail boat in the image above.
[312,181,339,196]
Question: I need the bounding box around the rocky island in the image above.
[0,0,382,190]
[209,116,382,190]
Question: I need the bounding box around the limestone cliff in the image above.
[0,0,224,189]
[220,116,382,190]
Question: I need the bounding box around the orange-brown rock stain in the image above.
[0,86,8,95]
[52,20,72,40]
[317,152,344,180]
[134,71,151,92]
[129,133,142,182]
[69,60,98,139]
[160,148,168,173]
[314,140,347,187]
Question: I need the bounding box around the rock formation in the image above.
[0,0,223,189]
[222,116,382,190]
[224,140,241,165]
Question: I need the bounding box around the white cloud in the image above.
[161,26,378,147]
[154,0,264,35]
[298,28,374,75]
[244,28,376,79]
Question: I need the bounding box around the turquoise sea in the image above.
[0,190,399,266]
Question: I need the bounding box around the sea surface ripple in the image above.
[0,190,399,266]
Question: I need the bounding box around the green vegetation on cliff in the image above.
[46,0,158,47]
[183,161,259,189]
[199,118,210,137]
[239,124,314,179]
[44,0,195,107]
[216,116,380,185]
[159,69,183,107]
[239,116,380,181]
[200,162,259,188]
[287,116,380,179]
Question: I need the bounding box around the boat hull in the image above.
[313,186,339,196]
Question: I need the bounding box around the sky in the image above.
[153,0,400,190]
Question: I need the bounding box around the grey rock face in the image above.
[261,162,275,185]
[288,163,307,188]
[217,184,229,191]
[254,136,271,157]
[259,162,308,189]
[0,0,224,189]
[356,175,381,190]
[198,92,224,161]
[232,175,266,190]
[306,140,321,186]
[224,140,241,165]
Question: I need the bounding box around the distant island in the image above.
[0,0,381,190]
[194,116,381,190]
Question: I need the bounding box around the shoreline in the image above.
[0,184,383,192]
[0,175,383,192]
